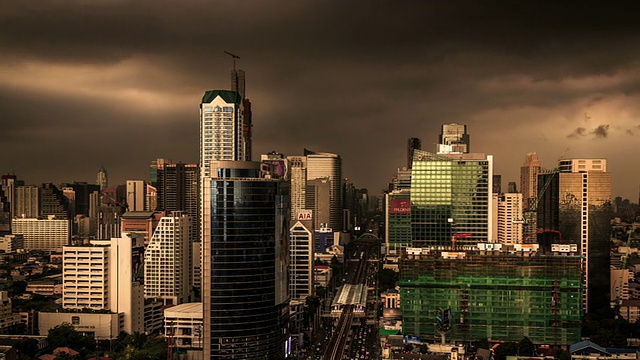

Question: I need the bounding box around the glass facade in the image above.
[410,150,492,247]
[385,191,412,255]
[538,168,612,313]
[399,252,583,345]
[203,164,288,359]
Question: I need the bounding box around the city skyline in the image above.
[2,2,640,199]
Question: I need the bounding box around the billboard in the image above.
[296,210,313,220]
[390,199,411,214]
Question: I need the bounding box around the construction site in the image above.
[398,245,583,346]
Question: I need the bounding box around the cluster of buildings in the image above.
[0,64,372,359]
[381,124,614,356]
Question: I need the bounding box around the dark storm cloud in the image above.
[2,0,640,198]
[592,124,610,138]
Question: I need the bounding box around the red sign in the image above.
[390,199,411,214]
[297,210,312,220]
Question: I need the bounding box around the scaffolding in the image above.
[399,250,582,345]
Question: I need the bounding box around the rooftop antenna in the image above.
[224,51,240,71]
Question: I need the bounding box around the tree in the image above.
[419,343,429,354]
[46,323,94,352]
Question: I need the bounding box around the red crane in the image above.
[451,233,473,249]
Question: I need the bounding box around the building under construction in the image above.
[399,245,583,345]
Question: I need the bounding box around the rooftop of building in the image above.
[163,302,202,317]
[120,211,157,219]
[201,90,241,104]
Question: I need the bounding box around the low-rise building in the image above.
[163,302,202,349]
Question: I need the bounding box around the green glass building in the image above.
[399,251,583,345]
[410,150,492,247]
[385,190,412,255]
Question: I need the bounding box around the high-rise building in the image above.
[520,152,542,235]
[410,150,493,247]
[289,220,314,300]
[407,137,421,169]
[305,149,343,231]
[497,192,524,245]
[305,177,331,231]
[154,162,200,241]
[14,185,39,218]
[199,90,250,178]
[120,211,162,246]
[201,161,289,359]
[144,211,192,305]
[126,180,146,212]
[538,158,612,313]
[97,166,108,190]
[438,123,470,154]
[288,156,307,222]
[385,190,411,256]
[40,183,69,219]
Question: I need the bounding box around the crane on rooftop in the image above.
[224,50,240,70]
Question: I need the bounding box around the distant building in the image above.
[14,185,39,218]
[438,123,469,154]
[0,234,24,253]
[0,291,22,334]
[120,211,162,246]
[497,193,524,245]
[407,138,421,169]
[126,180,146,212]
[385,190,411,256]
[520,152,542,235]
[97,166,108,190]
[144,211,192,305]
[12,216,70,252]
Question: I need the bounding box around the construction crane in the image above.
[451,233,472,250]
[224,50,240,70]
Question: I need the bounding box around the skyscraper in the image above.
[126,180,146,212]
[305,149,343,231]
[438,123,470,154]
[497,192,523,245]
[520,152,542,235]
[199,90,250,178]
[538,158,612,313]
[97,166,108,190]
[410,149,493,247]
[154,162,200,242]
[201,161,289,359]
[289,220,314,300]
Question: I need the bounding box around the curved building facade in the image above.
[202,161,289,359]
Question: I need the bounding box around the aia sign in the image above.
[297,210,312,220]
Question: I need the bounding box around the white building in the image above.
[289,221,314,300]
[14,185,39,218]
[58,233,145,335]
[38,312,122,340]
[306,151,343,231]
[62,246,110,309]
[12,216,70,252]
[145,211,192,305]
[164,302,203,349]
[199,90,249,178]
[497,192,524,245]
[0,234,25,253]
[287,156,308,223]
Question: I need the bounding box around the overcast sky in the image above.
[1,1,639,199]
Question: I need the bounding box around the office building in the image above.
[521,152,543,235]
[438,123,470,154]
[154,162,200,243]
[40,183,69,219]
[199,90,250,178]
[407,137,421,169]
[126,180,146,212]
[384,190,411,255]
[538,158,612,313]
[14,185,39,218]
[202,161,289,359]
[120,211,162,245]
[305,177,331,231]
[306,150,343,231]
[97,166,108,190]
[164,302,203,350]
[144,211,192,305]
[0,234,24,253]
[62,246,110,310]
[290,220,314,300]
[410,150,493,247]
[12,216,70,252]
[497,193,524,245]
[288,156,307,222]
[399,247,582,345]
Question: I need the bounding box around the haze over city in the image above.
[1,1,640,199]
